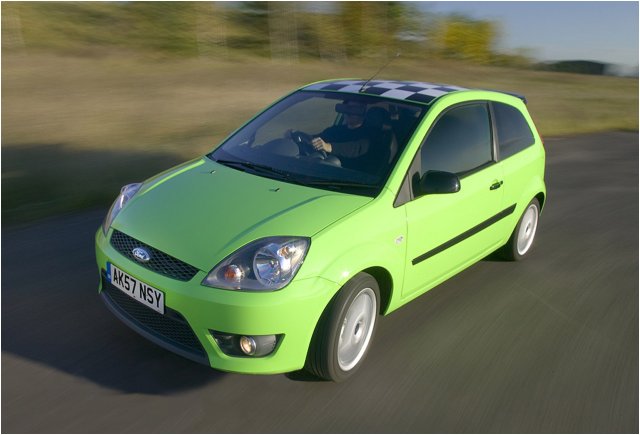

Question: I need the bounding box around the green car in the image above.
[95,79,546,382]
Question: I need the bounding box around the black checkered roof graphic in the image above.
[303,79,467,104]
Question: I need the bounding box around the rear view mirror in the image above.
[419,171,460,195]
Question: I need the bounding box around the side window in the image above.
[420,103,492,176]
[493,102,535,159]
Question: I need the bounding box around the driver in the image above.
[310,101,371,161]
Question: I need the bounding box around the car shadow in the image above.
[284,370,326,382]
[2,144,226,394]
[481,251,509,262]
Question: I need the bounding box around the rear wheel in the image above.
[306,273,379,382]
[501,198,540,261]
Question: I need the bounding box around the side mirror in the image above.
[419,170,461,195]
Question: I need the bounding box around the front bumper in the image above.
[95,228,338,374]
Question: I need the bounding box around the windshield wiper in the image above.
[302,179,376,190]
[215,159,292,180]
[216,159,376,193]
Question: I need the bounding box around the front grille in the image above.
[110,230,199,281]
[102,275,207,361]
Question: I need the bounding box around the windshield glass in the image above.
[209,90,426,196]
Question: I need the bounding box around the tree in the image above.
[438,15,497,64]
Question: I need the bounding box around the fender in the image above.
[317,239,405,306]
[507,173,547,240]
[302,190,408,314]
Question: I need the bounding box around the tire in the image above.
[306,273,380,382]
[501,198,540,261]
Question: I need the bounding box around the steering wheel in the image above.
[290,130,327,158]
[291,130,316,154]
[289,130,342,167]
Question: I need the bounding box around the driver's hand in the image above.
[312,137,332,153]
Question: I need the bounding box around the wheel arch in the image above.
[362,266,394,315]
[535,191,546,211]
[308,235,405,317]
[513,175,546,225]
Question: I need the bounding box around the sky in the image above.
[420,1,639,69]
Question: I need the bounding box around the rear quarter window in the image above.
[492,102,535,160]
[420,103,493,175]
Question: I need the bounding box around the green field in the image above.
[2,54,638,225]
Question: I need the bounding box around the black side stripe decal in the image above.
[412,204,517,266]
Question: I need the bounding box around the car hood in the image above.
[112,158,372,271]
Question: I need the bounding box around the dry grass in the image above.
[2,54,638,224]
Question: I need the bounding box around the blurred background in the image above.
[2,1,638,225]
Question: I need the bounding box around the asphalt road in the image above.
[2,131,638,433]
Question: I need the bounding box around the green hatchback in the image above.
[95,79,546,382]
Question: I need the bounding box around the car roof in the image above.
[303,79,466,105]
[302,79,527,105]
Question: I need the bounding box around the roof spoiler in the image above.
[501,91,527,105]
[481,89,527,104]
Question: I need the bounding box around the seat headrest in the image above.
[365,107,390,129]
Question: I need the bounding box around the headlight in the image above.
[102,183,142,236]
[202,237,310,291]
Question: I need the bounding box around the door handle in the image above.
[490,180,503,190]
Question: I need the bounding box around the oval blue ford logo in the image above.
[132,247,151,263]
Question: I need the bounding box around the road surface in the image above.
[2,131,638,433]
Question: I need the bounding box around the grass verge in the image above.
[2,54,638,225]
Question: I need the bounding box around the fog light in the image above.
[239,336,257,356]
[211,331,281,357]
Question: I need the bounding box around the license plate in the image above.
[107,262,165,314]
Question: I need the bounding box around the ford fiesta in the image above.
[95,79,546,382]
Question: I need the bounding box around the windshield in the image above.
[209,90,426,196]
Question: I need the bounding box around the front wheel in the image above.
[501,198,540,261]
[306,273,380,382]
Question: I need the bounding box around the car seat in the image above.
[362,107,398,174]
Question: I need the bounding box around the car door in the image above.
[401,102,508,298]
